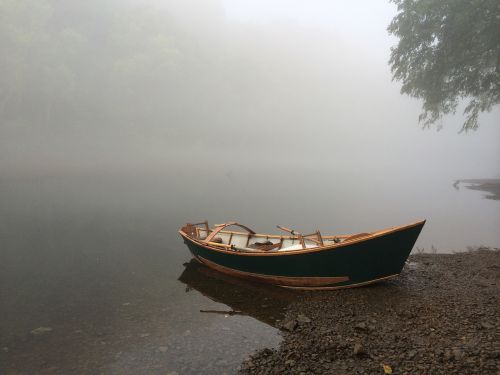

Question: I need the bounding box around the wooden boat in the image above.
[178,220,426,290]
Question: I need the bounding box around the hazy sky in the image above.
[1,0,499,179]
[221,0,500,178]
[222,0,396,50]
[177,0,499,178]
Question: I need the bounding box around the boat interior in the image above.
[180,221,372,252]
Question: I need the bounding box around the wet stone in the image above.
[353,343,364,356]
[480,321,494,329]
[452,349,464,360]
[297,314,311,324]
[281,319,298,332]
[354,322,367,331]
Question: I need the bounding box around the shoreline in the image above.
[454,178,500,200]
[239,249,499,374]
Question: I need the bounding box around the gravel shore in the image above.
[239,249,499,375]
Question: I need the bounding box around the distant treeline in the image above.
[0,0,197,127]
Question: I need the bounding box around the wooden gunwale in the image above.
[205,241,233,249]
[179,219,426,257]
[197,228,351,240]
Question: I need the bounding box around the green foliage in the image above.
[388,0,500,131]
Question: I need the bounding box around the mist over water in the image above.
[1,1,499,373]
[1,0,499,177]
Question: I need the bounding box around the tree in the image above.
[388,0,500,131]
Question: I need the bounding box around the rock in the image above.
[407,350,417,359]
[158,346,168,352]
[489,350,500,359]
[262,348,273,356]
[285,359,295,366]
[480,321,494,329]
[139,333,150,338]
[444,350,453,361]
[353,343,364,356]
[354,322,367,331]
[281,319,298,332]
[31,327,53,335]
[297,314,311,324]
[452,348,464,360]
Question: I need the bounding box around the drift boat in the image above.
[179,220,425,290]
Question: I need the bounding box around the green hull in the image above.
[180,221,425,289]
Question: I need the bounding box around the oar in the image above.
[276,225,301,236]
[277,225,307,249]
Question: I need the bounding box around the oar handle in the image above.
[277,225,300,236]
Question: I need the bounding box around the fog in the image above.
[1,0,499,250]
[1,0,498,177]
[1,2,499,373]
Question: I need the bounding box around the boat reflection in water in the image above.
[178,260,297,328]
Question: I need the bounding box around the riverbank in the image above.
[455,178,500,200]
[239,249,499,374]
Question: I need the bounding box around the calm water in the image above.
[0,171,499,374]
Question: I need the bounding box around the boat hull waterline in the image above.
[179,220,425,290]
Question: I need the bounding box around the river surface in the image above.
[0,171,499,374]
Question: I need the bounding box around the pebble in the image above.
[452,348,464,360]
[354,322,367,330]
[353,343,364,356]
[281,319,298,332]
[297,314,311,324]
[480,321,494,329]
